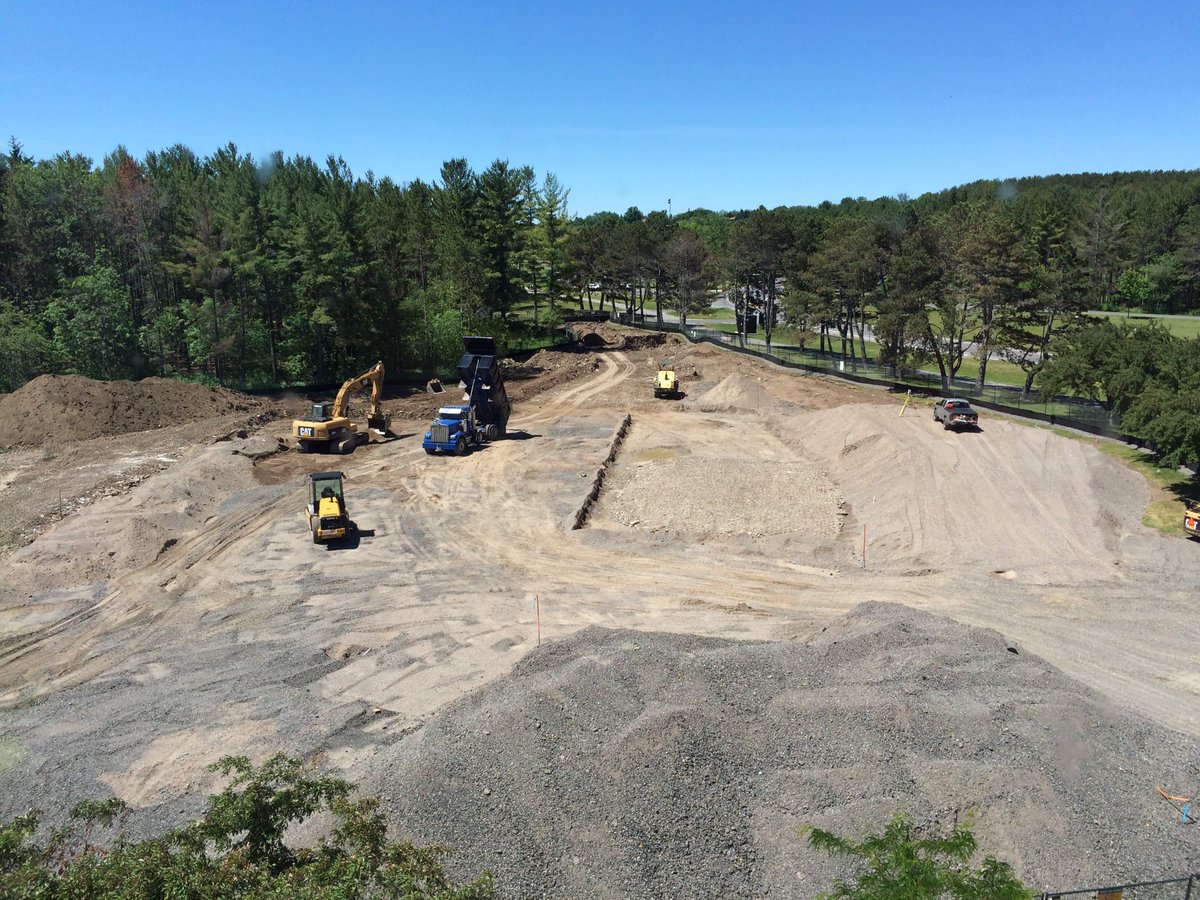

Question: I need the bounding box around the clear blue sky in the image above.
[3,0,1198,216]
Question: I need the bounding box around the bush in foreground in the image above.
[807,812,1033,900]
[0,754,493,899]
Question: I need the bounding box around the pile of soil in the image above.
[692,372,773,412]
[568,322,669,351]
[0,375,264,448]
[622,332,668,350]
[376,603,1198,898]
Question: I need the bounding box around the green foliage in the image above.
[0,754,493,899]
[1038,319,1175,414]
[46,258,139,380]
[807,812,1032,900]
[1119,336,1200,466]
[0,299,60,391]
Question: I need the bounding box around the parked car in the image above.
[933,398,979,431]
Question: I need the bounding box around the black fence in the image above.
[1040,873,1197,899]
[610,314,1125,439]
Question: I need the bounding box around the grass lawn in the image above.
[1086,310,1200,339]
[690,323,1037,389]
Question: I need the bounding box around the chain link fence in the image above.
[1040,873,1197,899]
[607,314,1124,439]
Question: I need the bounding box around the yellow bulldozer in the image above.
[654,361,680,399]
[293,361,392,454]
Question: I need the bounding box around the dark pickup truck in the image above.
[934,398,979,431]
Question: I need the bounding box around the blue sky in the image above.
[2,0,1198,216]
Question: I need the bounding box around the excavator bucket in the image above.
[366,411,394,439]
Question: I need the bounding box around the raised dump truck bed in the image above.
[456,336,511,439]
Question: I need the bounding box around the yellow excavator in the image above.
[292,361,392,454]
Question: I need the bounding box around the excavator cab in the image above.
[309,401,334,421]
[307,471,350,543]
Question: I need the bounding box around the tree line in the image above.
[3,140,1199,460]
[0,141,573,391]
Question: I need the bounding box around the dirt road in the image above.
[0,329,1197,891]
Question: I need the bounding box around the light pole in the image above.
[668,198,672,218]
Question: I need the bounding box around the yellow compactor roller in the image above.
[654,361,680,399]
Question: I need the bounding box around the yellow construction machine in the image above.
[1185,500,1200,539]
[292,361,391,454]
[307,471,351,543]
[654,360,680,399]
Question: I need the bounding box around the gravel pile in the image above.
[374,603,1198,898]
[598,456,843,538]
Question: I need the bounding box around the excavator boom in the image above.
[332,361,386,420]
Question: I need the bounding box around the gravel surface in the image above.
[600,456,843,538]
[377,603,1199,898]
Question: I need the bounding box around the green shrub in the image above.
[807,812,1032,900]
[0,754,492,899]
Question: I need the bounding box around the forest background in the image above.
[2,141,1199,461]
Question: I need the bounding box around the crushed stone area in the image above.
[376,603,1199,898]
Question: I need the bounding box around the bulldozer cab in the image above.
[309,471,345,513]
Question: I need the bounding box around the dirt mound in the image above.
[691,371,772,412]
[0,375,265,448]
[568,322,677,352]
[621,332,668,350]
[781,404,1170,581]
[377,603,1196,898]
[0,435,281,614]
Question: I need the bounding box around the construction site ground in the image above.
[0,324,1197,897]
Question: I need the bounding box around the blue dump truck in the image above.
[422,336,512,456]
